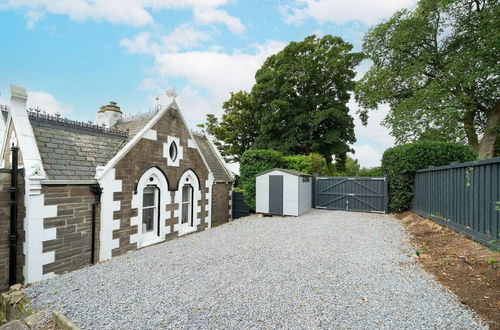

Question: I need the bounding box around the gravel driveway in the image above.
[25,210,485,329]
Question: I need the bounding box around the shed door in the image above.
[269,175,284,215]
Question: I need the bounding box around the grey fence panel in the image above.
[412,157,500,247]
[231,191,250,219]
[315,177,387,213]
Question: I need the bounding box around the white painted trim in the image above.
[174,169,202,235]
[205,173,214,229]
[95,102,175,180]
[98,168,122,261]
[0,110,8,159]
[187,139,197,148]
[205,134,235,181]
[164,136,182,167]
[7,85,47,178]
[130,167,170,248]
[143,129,157,141]
[23,193,57,283]
[41,180,98,185]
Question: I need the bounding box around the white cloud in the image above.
[5,0,243,33]
[121,25,211,54]
[349,98,394,148]
[193,6,244,34]
[151,40,286,124]
[350,144,382,168]
[282,0,416,25]
[25,10,44,29]
[26,90,69,115]
[120,32,157,54]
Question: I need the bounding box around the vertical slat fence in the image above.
[412,157,500,247]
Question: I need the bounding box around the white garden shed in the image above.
[256,168,312,216]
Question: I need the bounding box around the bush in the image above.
[358,166,383,177]
[382,141,476,213]
[239,149,283,210]
[282,153,328,175]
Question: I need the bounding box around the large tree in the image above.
[355,0,500,158]
[252,35,363,163]
[199,91,258,162]
[203,35,363,165]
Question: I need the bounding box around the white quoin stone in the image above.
[96,101,122,128]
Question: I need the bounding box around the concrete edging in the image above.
[52,311,80,330]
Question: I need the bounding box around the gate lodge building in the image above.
[0,85,234,288]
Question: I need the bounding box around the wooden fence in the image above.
[412,157,500,247]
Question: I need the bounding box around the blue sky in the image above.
[0,0,416,167]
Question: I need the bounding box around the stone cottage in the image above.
[0,85,234,288]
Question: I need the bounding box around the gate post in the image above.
[311,176,316,208]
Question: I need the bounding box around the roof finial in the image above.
[166,88,177,100]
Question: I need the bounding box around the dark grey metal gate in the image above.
[231,191,250,219]
[269,175,284,215]
[315,177,387,213]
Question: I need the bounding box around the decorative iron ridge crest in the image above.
[26,107,129,137]
[117,108,159,123]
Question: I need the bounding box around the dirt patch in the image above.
[398,212,499,329]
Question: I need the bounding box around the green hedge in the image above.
[282,153,328,175]
[382,141,476,213]
[357,166,383,177]
[239,149,283,210]
[239,150,329,210]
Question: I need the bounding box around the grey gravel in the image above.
[25,210,486,329]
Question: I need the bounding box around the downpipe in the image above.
[90,184,102,264]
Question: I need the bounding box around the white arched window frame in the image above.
[176,169,201,236]
[131,167,170,248]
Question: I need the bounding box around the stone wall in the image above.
[111,108,210,257]
[42,185,97,276]
[212,182,232,227]
[0,171,25,291]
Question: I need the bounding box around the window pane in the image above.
[169,142,178,161]
[182,185,191,202]
[182,203,189,224]
[143,186,156,207]
[143,207,154,232]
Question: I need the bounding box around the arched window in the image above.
[142,186,159,235]
[181,184,193,226]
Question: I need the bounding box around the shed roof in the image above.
[256,168,312,177]
[192,133,233,182]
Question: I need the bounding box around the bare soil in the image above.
[398,212,500,329]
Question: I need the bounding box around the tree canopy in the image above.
[199,91,257,162]
[202,35,363,165]
[355,0,500,158]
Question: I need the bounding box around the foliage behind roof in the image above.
[256,168,312,177]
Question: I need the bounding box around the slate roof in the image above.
[256,168,312,177]
[114,110,158,145]
[30,117,127,180]
[192,133,233,182]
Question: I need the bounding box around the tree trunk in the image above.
[477,103,500,159]
[462,110,480,153]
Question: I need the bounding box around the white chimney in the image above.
[96,101,122,128]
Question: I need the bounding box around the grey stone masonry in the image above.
[42,185,96,276]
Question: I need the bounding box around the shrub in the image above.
[358,166,383,177]
[382,141,476,212]
[239,149,283,210]
[282,153,328,175]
